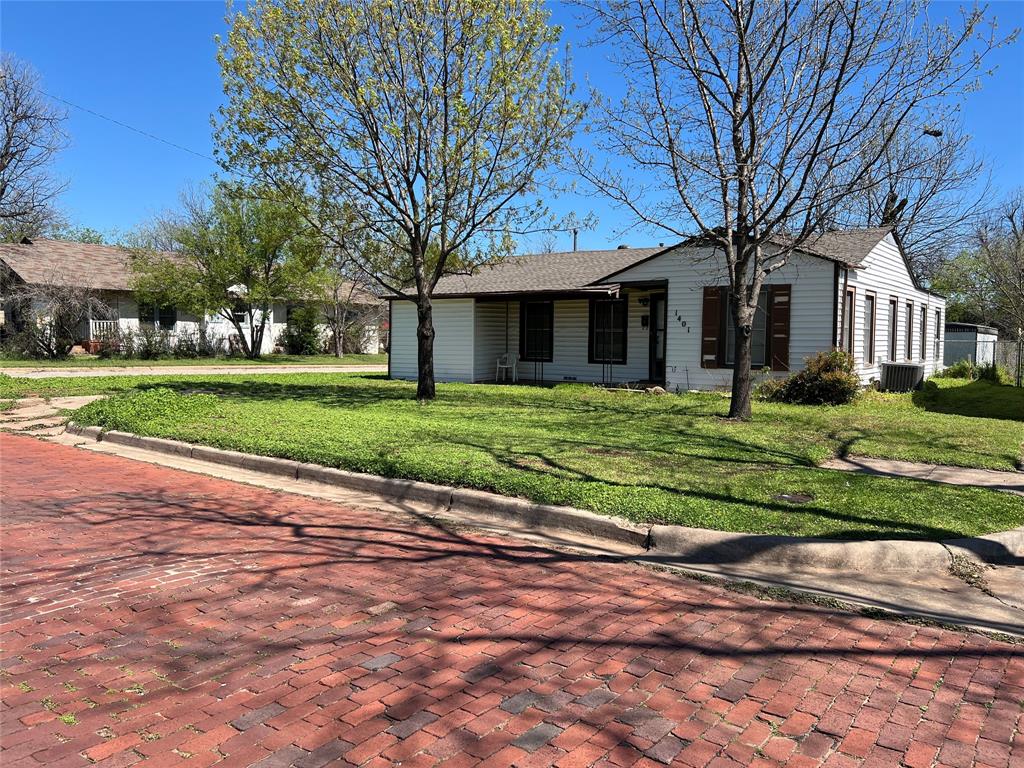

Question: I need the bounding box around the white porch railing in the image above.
[90,319,118,339]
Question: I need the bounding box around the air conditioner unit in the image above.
[880,362,924,392]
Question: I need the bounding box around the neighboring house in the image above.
[388,227,946,390]
[0,238,383,355]
[944,322,998,367]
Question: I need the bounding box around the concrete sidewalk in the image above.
[823,456,1024,496]
[1,363,387,378]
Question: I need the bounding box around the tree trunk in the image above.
[333,307,342,358]
[415,297,436,400]
[728,301,754,420]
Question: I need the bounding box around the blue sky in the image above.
[2,0,1023,252]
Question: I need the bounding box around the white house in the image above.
[0,238,382,355]
[389,227,946,390]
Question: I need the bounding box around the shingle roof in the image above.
[800,226,893,267]
[431,247,663,297]
[0,238,153,291]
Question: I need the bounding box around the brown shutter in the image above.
[769,285,791,371]
[701,286,722,368]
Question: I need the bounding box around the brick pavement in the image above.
[1,433,1021,767]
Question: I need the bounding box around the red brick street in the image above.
[1,433,1021,767]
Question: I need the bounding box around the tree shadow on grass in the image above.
[912,379,1024,422]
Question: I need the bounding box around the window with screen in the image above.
[841,288,855,353]
[933,309,941,359]
[904,302,914,359]
[919,306,927,359]
[725,288,769,367]
[863,294,876,364]
[519,300,553,362]
[589,298,628,364]
[888,299,898,361]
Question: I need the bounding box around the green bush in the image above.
[281,306,323,355]
[976,362,1013,385]
[764,350,860,406]
[935,359,976,379]
[136,327,172,359]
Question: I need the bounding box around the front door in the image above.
[649,293,667,384]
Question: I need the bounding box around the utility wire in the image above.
[35,86,219,164]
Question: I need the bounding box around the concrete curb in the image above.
[64,422,1024,569]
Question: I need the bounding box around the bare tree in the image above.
[578,0,1010,418]
[216,0,583,399]
[840,119,989,276]
[976,191,1024,337]
[0,54,67,242]
[1,267,110,359]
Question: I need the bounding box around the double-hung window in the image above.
[904,302,914,360]
[519,300,554,362]
[933,309,941,359]
[863,294,876,364]
[725,287,769,367]
[589,298,628,364]
[888,299,898,361]
[919,306,927,359]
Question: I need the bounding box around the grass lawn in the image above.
[18,371,1020,540]
[0,353,387,368]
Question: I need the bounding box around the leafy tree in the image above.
[578,0,1008,419]
[131,182,322,359]
[216,0,582,399]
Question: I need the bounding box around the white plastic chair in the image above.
[496,352,518,383]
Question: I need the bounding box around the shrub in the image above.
[935,359,976,379]
[976,362,1012,385]
[764,350,860,406]
[281,306,323,355]
[135,326,172,359]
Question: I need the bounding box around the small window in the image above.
[725,288,769,368]
[589,298,628,364]
[519,300,553,362]
[888,298,898,361]
[232,301,250,326]
[840,288,855,353]
[905,302,914,359]
[863,294,876,364]
[933,309,941,359]
[137,302,155,328]
[919,306,927,360]
[158,306,176,330]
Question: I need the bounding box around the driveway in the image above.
[0,364,388,378]
[2,434,1021,768]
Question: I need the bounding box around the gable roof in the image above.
[429,247,663,298]
[593,226,896,285]
[0,238,150,291]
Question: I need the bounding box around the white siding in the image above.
[610,247,835,391]
[470,292,655,385]
[844,235,946,383]
[389,298,475,382]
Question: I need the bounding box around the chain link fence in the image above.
[945,337,1023,386]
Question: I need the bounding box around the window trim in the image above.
[840,286,856,353]
[588,297,628,365]
[905,301,914,360]
[863,292,877,365]
[518,299,554,363]
[888,298,898,362]
[919,305,928,360]
[721,287,773,370]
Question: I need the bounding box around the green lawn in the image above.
[22,372,1020,541]
[0,353,387,368]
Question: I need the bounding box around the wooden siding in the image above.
[845,235,946,383]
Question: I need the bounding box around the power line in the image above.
[35,86,219,164]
